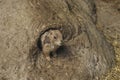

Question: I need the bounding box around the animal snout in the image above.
[59,40,64,46]
[55,40,63,46]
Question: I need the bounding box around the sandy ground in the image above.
[0,0,120,80]
[96,0,120,79]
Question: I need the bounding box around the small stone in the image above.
[113,40,118,47]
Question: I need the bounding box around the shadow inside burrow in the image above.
[55,45,72,58]
[37,37,42,51]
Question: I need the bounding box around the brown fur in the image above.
[41,30,63,61]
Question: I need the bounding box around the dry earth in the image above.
[96,0,120,80]
[0,0,120,80]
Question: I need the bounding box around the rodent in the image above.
[41,30,63,61]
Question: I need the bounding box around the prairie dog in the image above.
[41,30,63,61]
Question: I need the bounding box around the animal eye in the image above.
[54,36,57,39]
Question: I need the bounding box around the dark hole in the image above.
[37,37,42,51]
[56,45,71,57]
[49,45,70,58]
[45,45,71,58]
[50,52,54,58]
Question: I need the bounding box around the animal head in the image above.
[49,30,63,46]
[41,30,63,46]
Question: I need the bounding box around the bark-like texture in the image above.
[0,0,116,80]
